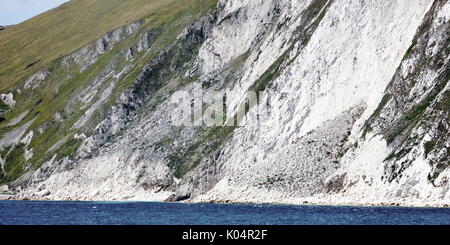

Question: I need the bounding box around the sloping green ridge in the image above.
[0,0,213,91]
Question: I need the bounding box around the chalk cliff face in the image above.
[0,0,449,206]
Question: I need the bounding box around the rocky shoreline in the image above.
[4,194,449,208]
[195,199,450,208]
[0,194,12,200]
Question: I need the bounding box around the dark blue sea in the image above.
[0,201,449,225]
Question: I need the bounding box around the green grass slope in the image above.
[0,0,213,91]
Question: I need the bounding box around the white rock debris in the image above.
[0,93,15,108]
[23,70,49,90]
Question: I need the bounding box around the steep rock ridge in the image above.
[193,0,441,205]
[171,0,336,200]
[0,0,448,206]
[62,21,142,72]
[317,0,450,206]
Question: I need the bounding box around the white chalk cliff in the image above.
[1,0,449,206]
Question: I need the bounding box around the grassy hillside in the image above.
[0,0,218,183]
[0,0,213,91]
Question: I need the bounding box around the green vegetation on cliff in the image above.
[0,0,218,184]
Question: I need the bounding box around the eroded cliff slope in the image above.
[0,0,448,206]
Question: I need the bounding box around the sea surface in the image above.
[0,200,449,225]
